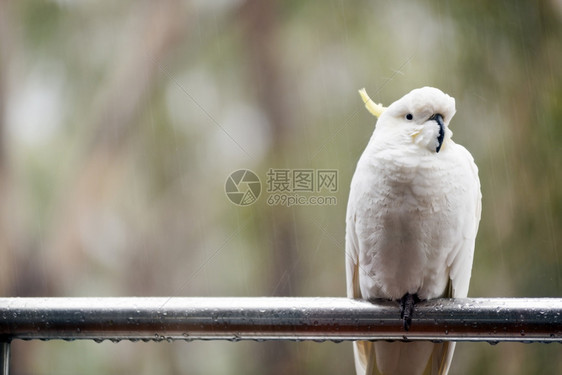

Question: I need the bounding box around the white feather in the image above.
[346,87,481,375]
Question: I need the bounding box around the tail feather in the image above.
[353,341,378,375]
[354,340,455,375]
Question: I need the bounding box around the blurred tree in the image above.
[43,0,186,296]
[240,0,300,373]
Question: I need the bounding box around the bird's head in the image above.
[360,87,456,153]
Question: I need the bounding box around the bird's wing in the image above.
[346,208,378,375]
[447,147,482,299]
[434,147,482,375]
[345,211,361,300]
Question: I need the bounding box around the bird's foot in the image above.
[399,293,420,331]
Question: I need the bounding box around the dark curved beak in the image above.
[430,114,445,153]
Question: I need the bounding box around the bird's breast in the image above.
[351,151,459,300]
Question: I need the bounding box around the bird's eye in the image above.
[406,113,413,120]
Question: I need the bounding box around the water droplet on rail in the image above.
[230,334,241,342]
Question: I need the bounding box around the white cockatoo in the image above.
[346,87,481,375]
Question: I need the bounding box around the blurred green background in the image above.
[1,0,561,373]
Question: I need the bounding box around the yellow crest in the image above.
[358,88,386,118]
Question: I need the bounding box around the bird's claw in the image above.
[399,293,420,331]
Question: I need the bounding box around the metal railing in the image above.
[1,297,562,374]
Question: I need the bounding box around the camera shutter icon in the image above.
[225,169,261,206]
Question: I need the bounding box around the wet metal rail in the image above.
[1,297,561,373]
